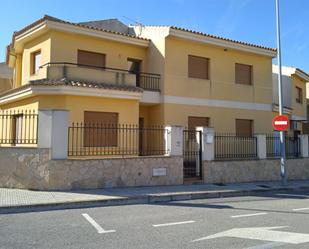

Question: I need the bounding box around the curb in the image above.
[1,185,308,214]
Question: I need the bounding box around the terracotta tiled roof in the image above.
[14,15,149,41]
[170,26,277,52]
[0,78,143,98]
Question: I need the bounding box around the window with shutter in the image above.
[77,50,106,68]
[235,63,252,85]
[188,55,209,79]
[235,119,253,136]
[84,111,118,147]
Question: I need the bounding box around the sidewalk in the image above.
[1,180,309,212]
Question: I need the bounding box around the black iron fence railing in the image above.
[40,62,161,91]
[266,134,301,158]
[68,123,169,157]
[0,110,38,145]
[138,73,160,91]
[215,133,257,160]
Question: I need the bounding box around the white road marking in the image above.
[230,212,267,218]
[152,220,195,227]
[82,213,116,234]
[293,207,309,211]
[192,226,309,244]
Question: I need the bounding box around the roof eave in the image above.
[13,16,149,49]
[0,84,142,105]
[294,69,309,82]
[169,28,277,57]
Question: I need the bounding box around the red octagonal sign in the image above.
[272,115,289,131]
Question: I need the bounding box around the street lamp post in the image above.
[275,0,287,185]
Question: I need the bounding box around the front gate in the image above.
[183,130,202,179]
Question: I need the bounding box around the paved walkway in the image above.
[1,180,309,211]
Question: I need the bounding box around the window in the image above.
[188,55,209,79]
[77,50,106,68]
[31,50,41,75]
[235,119,253,136]
[235,63,252,85]
[12,114,23,144]
[84,111,118,147]
[188,116,209,130]
[296,86,303,104]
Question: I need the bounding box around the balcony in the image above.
[38,62,161,92]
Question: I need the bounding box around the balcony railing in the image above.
[39,62,161,91]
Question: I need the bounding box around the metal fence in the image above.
[138,73,161,91]
[68,123,169,157]
[0,110,38,145]
[266,134,300,158]
[215,133,257,160]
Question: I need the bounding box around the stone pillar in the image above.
[196,127,215,161]
[255,134,267,159]
[166,126,183,156]
[299,134,309,158]
[38,109,69,159]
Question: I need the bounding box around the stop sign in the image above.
[272,115,289,131]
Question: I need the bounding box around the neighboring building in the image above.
[272,65,309,134]
[0,62,13,93]
[0,15,293,137]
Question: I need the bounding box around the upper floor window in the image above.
[235,119,253,137]
[296,86,303,104]
[77,50,106,68]
[31,50,41,75]
[235,63,252,85]
[188,55,209,80]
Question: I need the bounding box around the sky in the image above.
[1,0,308,71]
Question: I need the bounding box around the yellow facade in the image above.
[2,15,307,137]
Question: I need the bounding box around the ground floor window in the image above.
[84,111,118,147]
[12,114,23,144]
[235,119,253,136]
[188,116,209,130]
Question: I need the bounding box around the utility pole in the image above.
[275,0,287,185]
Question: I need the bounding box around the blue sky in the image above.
[1,0,308,71]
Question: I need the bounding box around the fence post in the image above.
[196,127,215,161]
[166,125,183,156]
[38,109,69,159]
[255,134,267,159]
[299,134,309,158]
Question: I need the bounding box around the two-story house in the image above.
[2,15,305,140]
[272,65,309,135]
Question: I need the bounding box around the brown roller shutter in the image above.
[235,63,252,85]
[188,116,209,130]
[236,119,253,136]
[84,111,118,147]
[188,55,209,79]
[77,50,106,67]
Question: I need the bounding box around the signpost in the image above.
[275,0,287,186]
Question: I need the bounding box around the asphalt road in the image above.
[2,190,309,249]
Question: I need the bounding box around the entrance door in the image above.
[128,58,141,87]
[183,130,202,179]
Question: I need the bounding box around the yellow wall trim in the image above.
[163,95,273,111]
